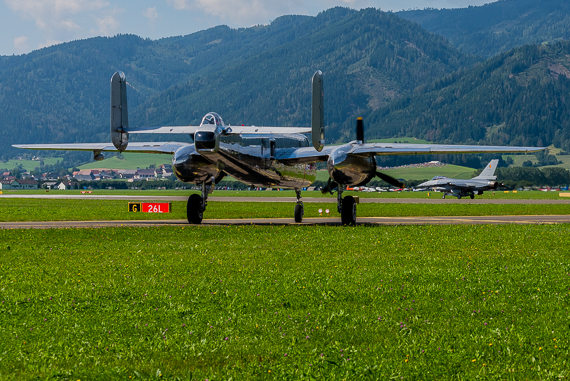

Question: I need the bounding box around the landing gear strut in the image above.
[337,186,356,225]
[187,180,212,224]
[294,189,304,223]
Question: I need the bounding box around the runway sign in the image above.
[128,202,171,213]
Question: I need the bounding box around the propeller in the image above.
[376,171,405,188]
[357,116,405,188]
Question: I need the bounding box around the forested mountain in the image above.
[366,42,570,151]
[399,0,570,58]
[0,7,473,159]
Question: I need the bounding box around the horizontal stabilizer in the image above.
[128,125,311,135]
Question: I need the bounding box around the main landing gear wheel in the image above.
[187,194,204,224]
[294,202,304,223]
[341,196,357,225]
[470,194,475,199]
[457,195,462,199]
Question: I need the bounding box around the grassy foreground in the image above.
[2,198,570,222]
[1,224,570,379]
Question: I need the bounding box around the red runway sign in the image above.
[128,202,171,213]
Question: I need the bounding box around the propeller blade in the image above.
[356,117,364,143]
[321,178,338,194]
[376,171,405,188]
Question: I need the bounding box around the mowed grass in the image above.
[2,198,570,222]
[1,225,569,379]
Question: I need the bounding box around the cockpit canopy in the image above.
[431,176,447,180]
[200,112,224,127]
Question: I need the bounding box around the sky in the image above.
[0,0,493,56]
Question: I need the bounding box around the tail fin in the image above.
[110,71,129,151]
[311,70,324,152]
[474,159,499,180]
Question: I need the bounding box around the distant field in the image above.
[381,164,476,181]
[1,224,569,379]
[0,157,63,171]
[79,153,172,170]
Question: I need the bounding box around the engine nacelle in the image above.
[489,181,498,189]
[327,147,376,186]
[172,145,222,184]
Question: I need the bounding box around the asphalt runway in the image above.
[2,215,570,229]
[1,194,569,204]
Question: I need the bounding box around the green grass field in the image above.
[78,153,172,170]
[1,224,569,379]
[1,198,570,222]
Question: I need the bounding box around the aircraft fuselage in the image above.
[173,130,317,189]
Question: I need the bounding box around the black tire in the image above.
[187,194,203,224]
[470,194,475,199]
[341,196,357,225]
[457,195,462,199]
[294,203,304,223]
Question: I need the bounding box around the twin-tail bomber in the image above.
[14,71,545,224]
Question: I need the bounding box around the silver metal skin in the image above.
[416,159,501,199]
[327,144,376,187]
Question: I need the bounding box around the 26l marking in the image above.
[128,202,171,213]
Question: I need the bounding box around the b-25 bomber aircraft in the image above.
[14,71,544,224]
[416,159,503,199]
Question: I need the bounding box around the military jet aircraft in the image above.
[416,159,503,199]
[14,71,544,224]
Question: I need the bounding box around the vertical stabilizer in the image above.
[474,159,499,179]
[110,71,129,152]
[311,70,324,152]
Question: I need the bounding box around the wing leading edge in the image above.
[12,142,189,155]
[278,142,545,163]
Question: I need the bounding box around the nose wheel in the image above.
[187,180,212,224]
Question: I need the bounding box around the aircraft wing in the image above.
[347,143,545,155]
[277,143,544,164]
[12,142,189,154]
[128,125,311,135]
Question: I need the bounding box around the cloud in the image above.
[38,39,63,50]
[144,7,159,27]
[13,36,29,52]
[92,12,120,35]
[5,0,109,29]
[166,0,305,25]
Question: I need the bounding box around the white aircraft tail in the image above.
[474,159,499,180]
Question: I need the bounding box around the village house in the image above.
[134,169,156,180]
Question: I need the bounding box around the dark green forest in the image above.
[2,1,570,173]
[0,7,472,160]
[366,42,570,151]
[399,0,570,58]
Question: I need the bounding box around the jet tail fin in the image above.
[311,70,324,152]
[474,159,499,180]
[110,71,129,152]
